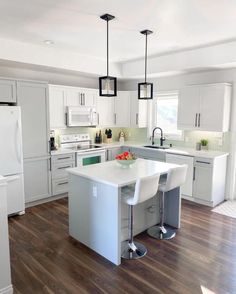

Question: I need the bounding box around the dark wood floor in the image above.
[8,198,236,294]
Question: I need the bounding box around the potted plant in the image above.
[200,139,209,150]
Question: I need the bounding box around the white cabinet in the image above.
[66,87,95,107]
[17,81,51,204]
[96,95,115,127]
[17,81,50,158]
[178,83,231,132]
[49,85,67,129]
[130,91,148,127]
[24,157,51,203]
[192,156,228,207]
[106,147,122,161]
[114,91,130,127]
[166,153,194,197]
[0,177,12,294]
[51,153,75,195]
[0,79,16,103]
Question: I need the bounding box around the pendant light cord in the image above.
[145,33,147,83]
[107,20,109,77]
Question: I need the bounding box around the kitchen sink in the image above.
[143,145,170,150]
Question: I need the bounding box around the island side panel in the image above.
[68,174,121,265]
[164,187,181,228]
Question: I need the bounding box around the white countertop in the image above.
[52,141,228,159]
[67,158,179,187]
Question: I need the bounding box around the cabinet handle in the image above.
[58,181,68,186]
[58,165,71,170]
[196,160,210,164]
[193,166,196,180]
[49,158,52,171]
[58,156,71,160]
[198,113,201,127]
[136,113,139,125]
[65,113,67,125]
[114,113,117,124]
[83,93,85,105]
[80,93,82,105]
[195,113,198,127]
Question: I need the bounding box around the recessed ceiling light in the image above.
[44,40,54,45]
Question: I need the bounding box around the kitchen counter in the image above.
[52,141,228,159]
[68,158,181,265]
[67,158,179,187]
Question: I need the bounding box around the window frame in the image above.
[151,91,184,141]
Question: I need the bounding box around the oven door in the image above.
[77,150,106,167]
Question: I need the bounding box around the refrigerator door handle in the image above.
[15,120,22,163]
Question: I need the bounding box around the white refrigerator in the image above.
[0,106,25,215]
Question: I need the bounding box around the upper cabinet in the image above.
[49,85,67,129]
[114,91,130,127]
[0,79,16,103]
[96,93,115,127]
[177,83,231,132]
[130,91,148,128]
[66,87,96,107]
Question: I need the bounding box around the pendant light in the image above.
[138,30,153,99]
[99,14,117,97]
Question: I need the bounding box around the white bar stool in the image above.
[121,173,160,260]
[147,165,187,240]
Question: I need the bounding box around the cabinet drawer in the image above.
[194,157,213,167]
[52,153,75,164]
[52,178,69,195]
[52,161,75,179]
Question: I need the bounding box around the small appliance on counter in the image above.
[95,130,102,144]
[105,129,112,143]
[119,131,125,144]
[50,130,57,151]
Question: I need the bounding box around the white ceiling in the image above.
[1,0,236,63]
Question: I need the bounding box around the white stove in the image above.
[60,134,106,167]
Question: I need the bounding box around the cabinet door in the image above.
[107,147,122,161]
[130,91,147,127]
[17,82,50,159]
[66,87,82,106]
[166,154,194,197]
[0,79,16,103]
[49,86,66,129]
[82,89,95,107]
[24,157,51,203]
[96,95,115,127]
[114,91,130,127]
[193,162,212,201]
[177,87,200,130]
[199,84,226,131]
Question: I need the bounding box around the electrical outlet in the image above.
[92,186,98,198]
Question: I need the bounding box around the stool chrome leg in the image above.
[122,205,147,259]
[147,192,176,240]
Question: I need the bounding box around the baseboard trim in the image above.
[0,285,13,294]
[26,193,68,208]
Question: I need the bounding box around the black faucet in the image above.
[151,127,165,146]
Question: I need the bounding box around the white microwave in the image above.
[67,106,98,127]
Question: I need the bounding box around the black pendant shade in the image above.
[99,14,117,97]
[138,29,153,99]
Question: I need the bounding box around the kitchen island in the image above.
[67,158,181,265]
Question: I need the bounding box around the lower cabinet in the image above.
[192,156,228,206]
[127,146,166,162]
[166,153,194,197]
[51,153,75,195]
[24,157,51,203]
[106,147,122,161]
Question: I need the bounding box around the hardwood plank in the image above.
[8,198,236,294]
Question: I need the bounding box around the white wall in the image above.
[0,63,125,89]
